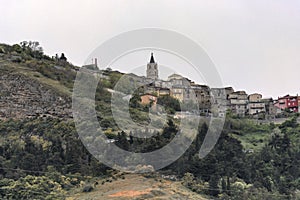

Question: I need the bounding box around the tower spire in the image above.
[150,52,155,63]
[146,52,158,79]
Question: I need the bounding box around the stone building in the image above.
[192,84,211,111]
[166,74,211,110]
[211,87,234,116]
[247,94,266,116]
[248,93,262,102]
[167,74,192,101]
[262,98,277,118]
[82,58,99,71]
[228,91,248,117]
[153,79,173,89]
[158,88,171,96]
[146,53,158,80]
[143,85,171,97]
[170,85,187,101]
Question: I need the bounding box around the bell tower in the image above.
[146,53,158,80]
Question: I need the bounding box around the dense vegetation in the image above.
[114,117,300,199]
[1,117,299,199]
[0,118,109,199]
[177,117,300,199]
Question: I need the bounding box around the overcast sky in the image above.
[1,0,300,98]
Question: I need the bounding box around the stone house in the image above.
[228,91,248,117]
[154,80,173,89]
[247,102,266,116]
[248,93,262,102]
[167,74,192,102]
[167,74,190,85]
[158,88,171,96]
[211,87,234,117]
[192,84,211,111]
[170,85,187,101]
[247,93,266,116]
[262,98,277,119]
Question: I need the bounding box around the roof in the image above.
[278,94,298,99]
[150,52,155,63]
[249,93,262,96]
[232,91,247,95]
[167,73,183,80]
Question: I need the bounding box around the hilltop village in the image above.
[85,53,300,119]
[1,42,300,199]
[0,40,298,121]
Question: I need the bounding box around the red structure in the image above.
[298,96,300,113]
[274,95,298,112]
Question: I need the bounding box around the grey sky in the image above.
[1,0,300,98]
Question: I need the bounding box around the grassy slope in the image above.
[224,118,272,151]
[0,59,73,97]
[230,117,300,151]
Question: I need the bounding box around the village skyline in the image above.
[84,53,300,118]
[2,1,300,99]
[87,52,299,101]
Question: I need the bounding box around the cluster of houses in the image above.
[137,53,299,118]
[84,53,299,119]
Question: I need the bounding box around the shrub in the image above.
[82,185,94,193]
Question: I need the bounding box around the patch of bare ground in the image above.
[67,173,208,200]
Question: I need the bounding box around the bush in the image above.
[157,95,180,114]
[82,185,94,192]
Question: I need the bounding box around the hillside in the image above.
[0,43,76,119]
[68,174,208,200]
[0,42,208,199]
[0,42,300,200]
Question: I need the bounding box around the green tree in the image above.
[157,95,180,114]
[209,174,220,196]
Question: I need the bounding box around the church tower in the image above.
[146,53,158,80]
